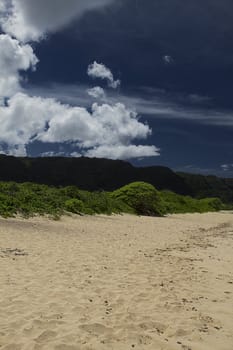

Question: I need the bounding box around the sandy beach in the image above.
[0,212,232,350]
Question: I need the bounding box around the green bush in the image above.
[111,182,164,216]
[76,190,132,215]
[158,190,225,214]
[59,186,81,199]
[64,198,93,215]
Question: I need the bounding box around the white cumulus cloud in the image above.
[87,86,106,100]
[0,0,115,42]
[0,34,38,98]
[87,61,121,89]
[0,93,158,159]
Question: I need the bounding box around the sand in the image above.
[0,212,233,350]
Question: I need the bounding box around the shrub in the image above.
[158,190,225,214]
[59,186,81,199]
[64,198,89,214]
[76,190,132,215]
[111,182,164,216]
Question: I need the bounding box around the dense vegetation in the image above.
[0,181,228,219]
[1,155,233,203]
[158,190,225,214]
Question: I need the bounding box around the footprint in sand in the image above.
[137,334,153,345]
[35,330,57,343]
[79,323,112,335]
[174,328,192,337]
[55,345,81,350]
[139,321,167,335]
[1,345,22,350]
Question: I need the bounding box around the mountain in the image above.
[178,172,233,203]
[0,155,232,203]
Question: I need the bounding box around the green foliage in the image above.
[0,182,64,218]
[158,190,225,214]
[0,181,132,218]
[59,186,82,199]
[65,198,94,215]
[0,180,227,219]
[111,182,164,216]
[76,190,132,215]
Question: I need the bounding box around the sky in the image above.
[0,0,233,176]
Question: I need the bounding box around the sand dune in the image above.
[0,212,233,350]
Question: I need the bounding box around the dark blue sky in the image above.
[1,0,233,176]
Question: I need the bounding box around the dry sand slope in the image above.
[0,212,233,350]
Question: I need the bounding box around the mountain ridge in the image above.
[0,155,232,203]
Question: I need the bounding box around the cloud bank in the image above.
[0,93,159,158]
